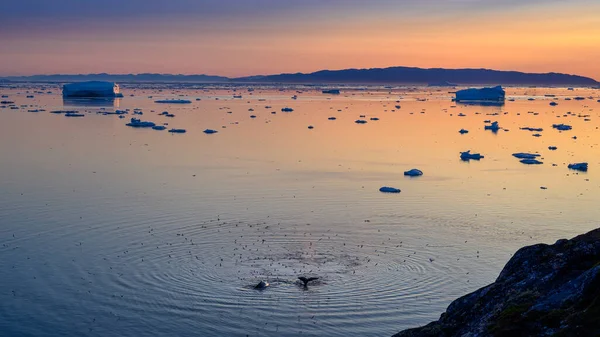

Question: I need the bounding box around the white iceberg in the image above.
[168,128,186,133]
[63,81,123,98]
[520,159,543,165]
[459,129,469,134]
[203,129,218,134]
[484,121,500,131]
[552,124,572,131]
[455,86,505,102]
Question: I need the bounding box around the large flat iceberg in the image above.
[455,85,505,102]
[63,81,123,98]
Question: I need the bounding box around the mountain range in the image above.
[1,67,598,86]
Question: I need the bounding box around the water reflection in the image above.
[63,97,120,108]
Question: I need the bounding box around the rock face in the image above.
[393,228,600,337]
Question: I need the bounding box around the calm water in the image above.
[1,84,599,336]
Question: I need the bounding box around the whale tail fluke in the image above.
[298,277,319,287]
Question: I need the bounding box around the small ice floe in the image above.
[65,112,85,117]
[568,162,588,172]
[532,134,542,137]
[322,89,340,94]
[458,113,466,117]
[548,146,558,150]
[250,115,256,118]
[552,124,572,131]
[549,101,558,106]
[370,117,380,121]
[154,99,192,104]
[520,159,543,165]
[168,128,186,133]
[484,121,500,131]
[328,117,337,120]
[379,187,401,193]
[281,107,294,112]
[152,125,167,131]
[459,129,469,134]
[460,150,484,161]
[404,169,423,177]
[308,125,314,129]
[203,129,218,134]
[520,127,543,132]
[540,186,548,190]
[512,153,540,160]
[126,118,155,128]
[395,105,401,109]
[355,119,367,124]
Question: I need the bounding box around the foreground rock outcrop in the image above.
[394,228,600,337]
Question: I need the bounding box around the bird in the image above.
[298,277,319,288]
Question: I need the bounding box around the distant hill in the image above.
[234,67,598,86]
[1,67,597,86]
[1,73,228,83]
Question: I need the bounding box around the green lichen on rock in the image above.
[393,228,600,337]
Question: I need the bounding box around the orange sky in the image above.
[1,0,599,80]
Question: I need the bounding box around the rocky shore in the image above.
[394,228,600,337]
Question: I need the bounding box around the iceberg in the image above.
[404,169,423,177]
[281,107,294,112]
[552,124,572,131]
[154,99,192,104]
[322,89,340,94]
[379,187,401,193]
[168,128,186,133]
[355,119,367,124]
[62,81,123,98]
[126,118,155,128]
[520,159,543,165]
[64,112,85,117]
[455,86,505,102]
[484,121,500,131]
[203,129,218,134]
[459,129,469,134]
[512,153,540,159]
[152,125,167,131]
[568,163,588,172]
[460,150,484,161]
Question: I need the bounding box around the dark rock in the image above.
[393,228,600,337]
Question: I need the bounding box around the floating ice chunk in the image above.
[549,101,558,106]
[552,123,572,131]
[203,129,218,134]
[64,112,85,117]
[370,117,380,121]
[458,113,466,117]
[459,129,469,134]
[460,150,484,161]
[568,162,588,171]
[355,120,367,124]
[152,125,167,131]
[155,99,192,104]
[520,127,543,132]
[328,117,337,120]
[126,118,155,128]
[520,159,543,165]
[455,86,505,102]
[548,146,557,150]
[404,169,423,177]
[308,125,314,129]
[379,187,401,193]
[532,133,542,137]
[322,89,340,94]
[512,153,540,159]
[168,128,186,133]
[63,81,123,98]
[281,107,294,112]
[484,121,500,131]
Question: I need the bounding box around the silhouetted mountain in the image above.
[234,67,598,86]
[1,73,228,83]
[1,67,597,86]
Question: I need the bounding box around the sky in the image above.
[1,0,599,79]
